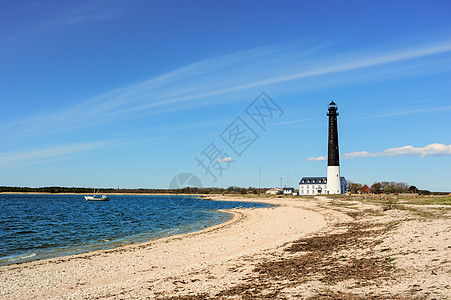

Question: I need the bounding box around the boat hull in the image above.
[84,196,110,201]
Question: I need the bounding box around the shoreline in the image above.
[1,195,449,299]
[0,195,327,299]
[0,194,271,267]
[0,210,235,267]
[2,209,242,266]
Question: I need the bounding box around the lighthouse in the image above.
[326,101,341,194]
[298,100,347,195]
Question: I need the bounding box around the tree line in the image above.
[1,184,445,195]
[346,181,437,195]
[0,186,264,195]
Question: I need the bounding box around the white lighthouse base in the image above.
[326,166,341,194]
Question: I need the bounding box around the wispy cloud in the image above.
[307,143,451,161]
[307,156,326,161]
[217,157,233,163]
[0,1,123,56]
[343,143,451,159]
[275,118,311,126]
[3,40,451,138]
[345,104,451,122]
[0,140,115,168]
[61,4,121,26]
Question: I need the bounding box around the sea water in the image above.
[0,194,272,265]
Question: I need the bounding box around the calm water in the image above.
[0,194,271,265]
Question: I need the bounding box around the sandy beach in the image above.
[1,195,450,299]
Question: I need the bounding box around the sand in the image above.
[0,195,450,299]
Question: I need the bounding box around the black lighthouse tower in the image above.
[326,101,341,194]
[327,101,340,167]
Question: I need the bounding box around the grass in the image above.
[325,194,451,220]
[330,200,359,209]
[336,194,450,205]
[384,221,400,233]
[382,198,399,211]
[399,205,437,219]
[373,240,383,246]
[398,195,451,206]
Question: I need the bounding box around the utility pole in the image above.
[287,171,289,187]
[258,166,261,194]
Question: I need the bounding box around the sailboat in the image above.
[84,189,110,201]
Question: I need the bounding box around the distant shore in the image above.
[1,194,450,299]
[0,192,201,196]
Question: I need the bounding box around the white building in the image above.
[283,187,295,195]
[298,177,347,195]
[266,188,283,195]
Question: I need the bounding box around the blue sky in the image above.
[1,0,450,191]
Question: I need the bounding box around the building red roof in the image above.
[360,185,370,194]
